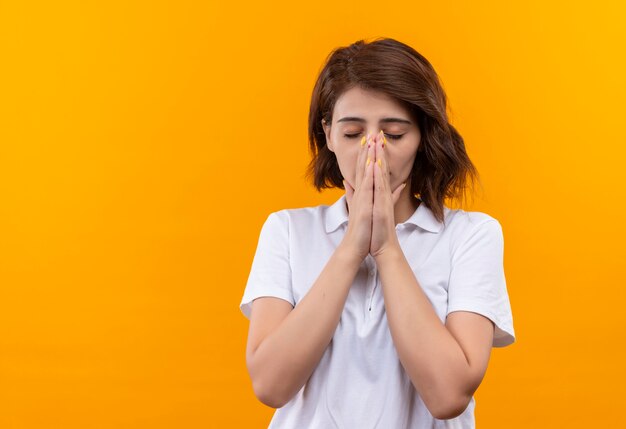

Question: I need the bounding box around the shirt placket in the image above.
[365,255,377,317]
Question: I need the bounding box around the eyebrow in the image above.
[336,116,412,125]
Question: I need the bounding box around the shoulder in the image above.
[263,201,333,232]
[445,207,500,228]
[272,204,326,221]
[442,206,504,251]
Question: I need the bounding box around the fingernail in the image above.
[377,159,382,167]
[360,136,366,147]
[379,130,386,147]
[366,157,371,166]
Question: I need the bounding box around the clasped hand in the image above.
[343,131,407,261]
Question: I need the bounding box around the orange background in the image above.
[1,1,625,428]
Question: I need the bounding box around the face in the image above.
[322,86,421,191]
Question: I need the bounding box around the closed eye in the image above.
[344,133,404,140]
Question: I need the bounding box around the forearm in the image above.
[375,247,471,419]
[250,243,362,407]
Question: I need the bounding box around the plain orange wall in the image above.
[1,1,625,428]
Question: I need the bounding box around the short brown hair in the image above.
[305,37,481,224]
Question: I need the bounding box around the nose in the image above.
[367,130,384,143]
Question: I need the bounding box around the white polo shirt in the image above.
[240,194,515,429]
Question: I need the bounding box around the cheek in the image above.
[387,154,414,176]
[334,150,358,179]
[336,147,358,167]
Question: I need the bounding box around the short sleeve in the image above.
[446,219,516,347]
[239,211,295,320]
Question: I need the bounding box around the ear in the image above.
[321,119,334,152]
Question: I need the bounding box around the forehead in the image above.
[333,87,409,120]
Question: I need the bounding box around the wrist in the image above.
[373,243,403,265]
[335,241,366,267]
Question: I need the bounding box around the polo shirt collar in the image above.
[324,194,444,234]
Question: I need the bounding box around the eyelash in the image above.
[344,133,404,140]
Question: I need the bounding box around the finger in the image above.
[391,181,407,205]
[362,135,375,207]
[363,134,374,186]
[373,149,388,218]
[344,179,354,211]
[373,147,380,201]
[355,132,371,190]
[375,133,388,195]
[378,130,388,175]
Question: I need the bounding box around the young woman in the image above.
[239,37,515,428]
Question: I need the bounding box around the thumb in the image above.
[344,180,354,210]
[391,181,407,205]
